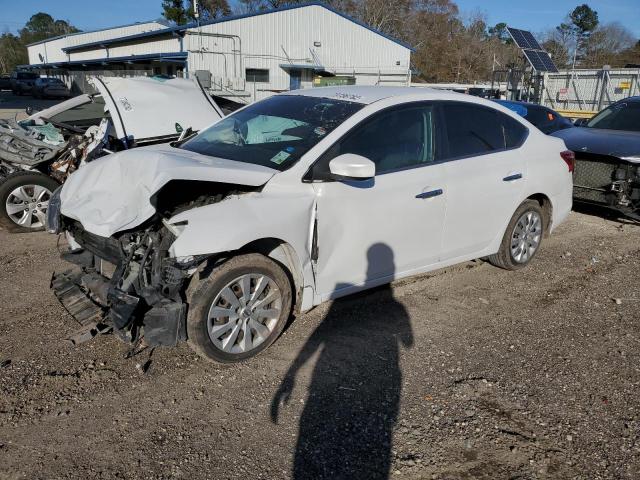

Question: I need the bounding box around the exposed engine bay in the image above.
[573,153,640,221]
[0,116,112,182]
[50,181,259,348]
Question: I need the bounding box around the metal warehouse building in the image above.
[26,3,413,102]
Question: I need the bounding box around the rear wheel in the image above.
[186,253,293,363]
[0,171,60,233]
[487,200,545,270]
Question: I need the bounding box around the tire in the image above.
[487,200,545,270]
[0,171,60,233]
[186,253,293,363]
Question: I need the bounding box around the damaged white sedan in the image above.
[48,86,573,362]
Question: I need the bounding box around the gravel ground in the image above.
[0,210,639,480]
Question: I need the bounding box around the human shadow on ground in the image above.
[271,243,414,479]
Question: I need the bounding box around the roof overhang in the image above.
[24,52,187,69]
[279,63,333,76]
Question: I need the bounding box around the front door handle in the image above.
[415,188,443,199]
[503,173,523,182]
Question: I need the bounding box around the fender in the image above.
[167,190,318,307]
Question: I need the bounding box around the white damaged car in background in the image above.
[47,86,573,362]
[0,76,223,232]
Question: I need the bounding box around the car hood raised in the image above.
[552,127,640,161]
[60,144,277,237]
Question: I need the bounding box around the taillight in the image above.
[560,150,575,173]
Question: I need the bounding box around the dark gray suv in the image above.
[10,71,39,95]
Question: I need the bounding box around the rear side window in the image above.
[502,113,528,147]
[441,103,526,159]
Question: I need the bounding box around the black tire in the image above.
[487,200,545,270]
[0,171,60,233]
[186,253,293,363]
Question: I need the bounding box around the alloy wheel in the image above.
[510,211,542,264]
[207,274,282,354]
[5,184,52,229]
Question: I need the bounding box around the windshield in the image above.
[180,95,364,171]
[586,101,640,132]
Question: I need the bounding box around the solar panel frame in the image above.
[522,30,543,51]
[522,49,559,73]
[507,27,543,50]
[538,51,559,73]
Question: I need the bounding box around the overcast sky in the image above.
[1,0,639,38]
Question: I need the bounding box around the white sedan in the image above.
[48,86,573,362]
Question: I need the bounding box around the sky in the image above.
[1,0,639,38]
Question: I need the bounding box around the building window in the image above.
[246,68,269,83]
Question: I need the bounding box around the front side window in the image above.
[181,95,363,171]
[441,103,527,159]
[586,102,640,132]
[308,104,435,179]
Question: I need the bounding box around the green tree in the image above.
[163,0,231,23]
[488,22,512,44]
[162,0,189,24]
[559,4,598,67]
[18,12,79,45]
[0,33,28,73]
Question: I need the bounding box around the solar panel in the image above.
[522,49,559,73]
[507,27,543,50]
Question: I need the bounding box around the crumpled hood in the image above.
[60,144,277,237]
[552,127,640,161]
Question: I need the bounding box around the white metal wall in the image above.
[26,6,412,103]
[185,4,412,101]
[27,21,169,64]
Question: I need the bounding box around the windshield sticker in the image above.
[285,146,295,153]
[270,151,291,165]
[314,126,327,136]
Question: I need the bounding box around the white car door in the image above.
[438,102,529,260]
[307,103,448,299]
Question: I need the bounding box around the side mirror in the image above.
[25,106,33,116]
[573,118,588,127]
[328,153,375,180]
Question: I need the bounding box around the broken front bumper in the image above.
[52,263,188,347]
[50,223,191,348]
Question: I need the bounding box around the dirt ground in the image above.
[0,208,638,480]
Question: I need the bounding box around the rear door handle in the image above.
[503,173,523,182]
[415,188,443,199]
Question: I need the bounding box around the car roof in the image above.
[282,86,491,106]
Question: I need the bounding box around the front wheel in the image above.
[0,171,60,233]
[487,200,545,270]
[186,253,293,363]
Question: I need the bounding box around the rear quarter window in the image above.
[501,113,528,148]
[440,102,527,160]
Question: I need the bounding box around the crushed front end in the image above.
[573,153,640,221]
[50,211,200,348]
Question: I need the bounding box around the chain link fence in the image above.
[542,68,640,114]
